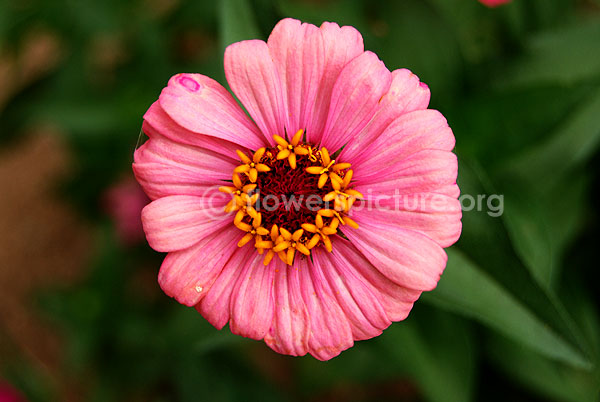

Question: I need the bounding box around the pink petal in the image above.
[342,216,448,291]
[340,69,432,162]
[320,51,392,152]
[229,251,276,340]
[297,256,353,360]
[144,102,241,156]
[264,261,310,356]
[267,18,324,140]
[158,74,267,149]
[225,40,286,141]
[133,128,238,200]
[330,239,422,321]
[196,245,254,330]
[158,228,242,306]
[352,193,462,248]
[306,22,364,144]
[352,110,455,178]
[142,195,231,252]
[312,248,390,341]
[354,150,459,196]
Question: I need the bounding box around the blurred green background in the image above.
[1,0,600,401]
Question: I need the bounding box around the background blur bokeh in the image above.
[1,0,600,401]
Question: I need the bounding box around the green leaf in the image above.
[499,86,600,190]
[500,174,589,290]
[487,335,599,402]
[424,248,591,369]
[488,87,600,291]
[447,84,590,170]
[219,0,261,50]
[274,0,367,31]
[495,20,600,88]
[383,310,477,402]
[369,0,463,104]
[425,0,503,64]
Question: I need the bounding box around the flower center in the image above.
[219,129,362,266]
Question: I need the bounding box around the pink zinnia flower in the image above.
[0,381,27,402]
[103,177,149,246]
[133,18,461,360]
[478,0,512,7]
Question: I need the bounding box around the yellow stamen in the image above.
[255,164,271,172]
[296,243,310,255]
[277,149,291,160]
[219,186,236,194]
[307,234,320,249]
[234,165,250,173]
[235,221,252,232]
[291,129,303,146]
[263,250,275,266]
[238,233,253,247]
[255,240,273,249]
[295,146,309,155]
[279,227,292,240]
[273,135,289,148]
[305,166,323,175]
[256,227,270,236]
[236,150,252,164]
[248,168,258,182]
[253,147,266,163]
[286,248,296,265]
[320,147,331,166]
[301,223,318,233]
[292,229,304,241]
[344,216,359,229]
[273,241,290,253]
[318,173,328,189]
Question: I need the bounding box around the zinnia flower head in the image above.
[133,18,461,360]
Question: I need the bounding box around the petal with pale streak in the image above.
[354,150,458,197]
[264,261,310,356]
[306,22,364,144]
[142,195,230,252]
[225,40,286,142]
[158,229,243,306]
[320,51,391,153]
[267,18,325,139]
[133,129,238,200]
[312,248,390,341]
[352,194,462,248]
[143,102,241,156]
[297,257,353,360]
[350,110,456,178]
[342,217,448,291]
[330,239,422,321]
[229,252,276,340]
[196,246,255,330]
[340,69,432,162]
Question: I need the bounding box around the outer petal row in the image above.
[225,18,387,149]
